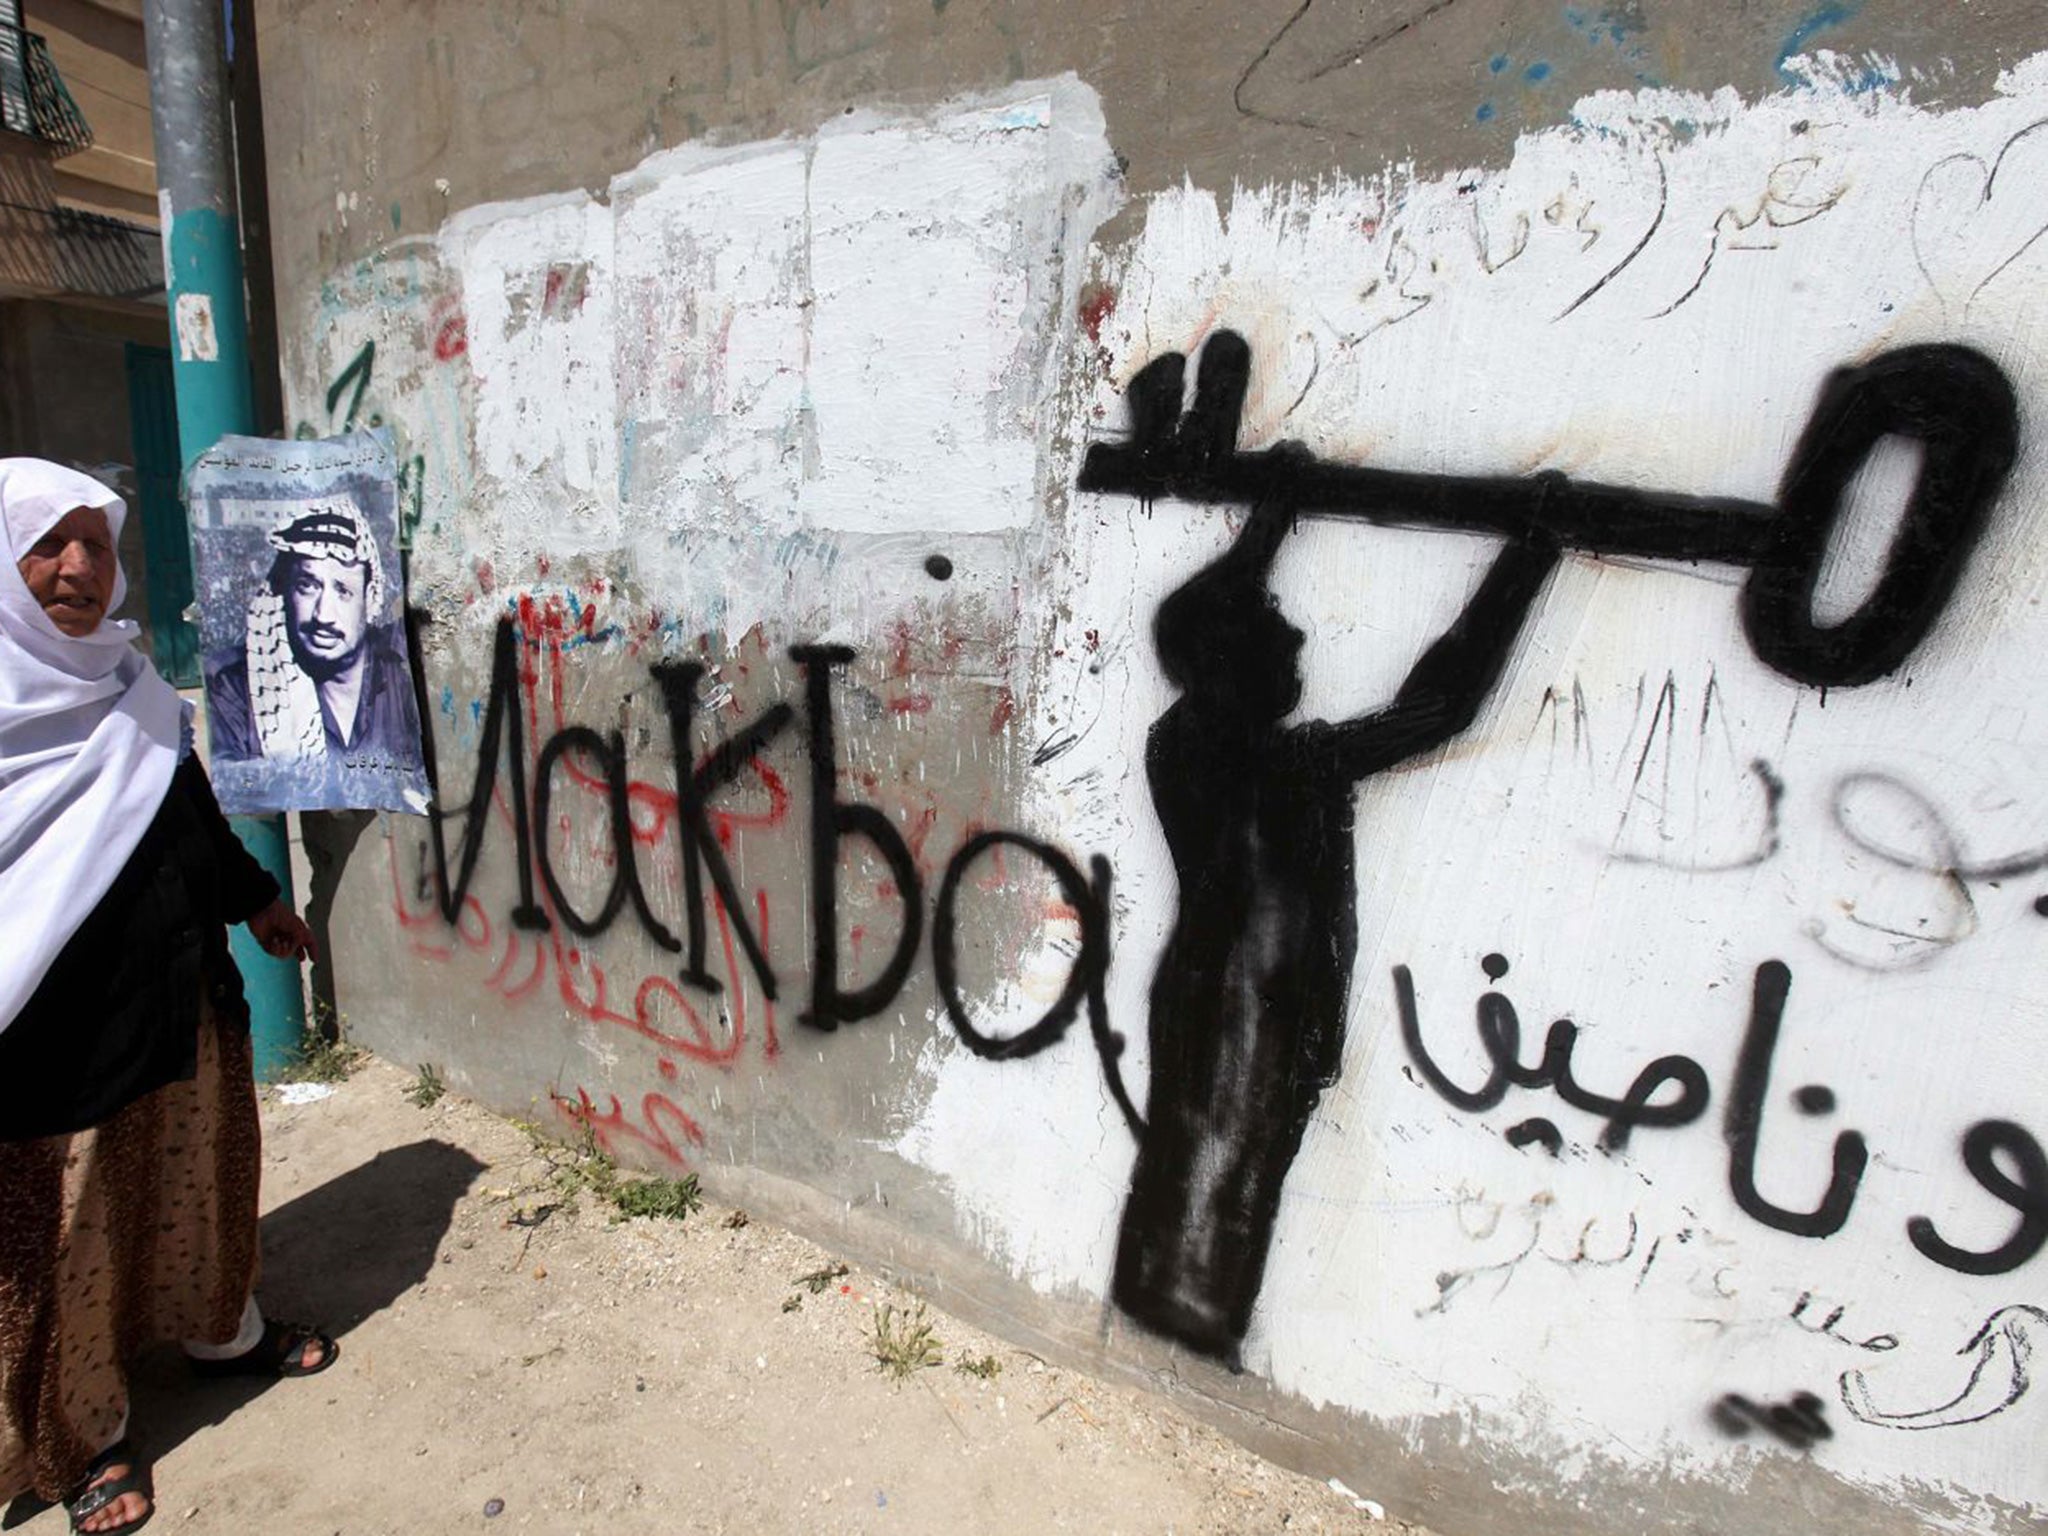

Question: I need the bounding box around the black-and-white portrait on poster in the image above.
[190,431,430,814]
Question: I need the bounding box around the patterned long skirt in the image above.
[0,1011,261,1503]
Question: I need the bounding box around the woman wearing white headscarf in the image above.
[0,460,336,1535]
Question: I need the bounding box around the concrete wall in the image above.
[255,5,2048,1533]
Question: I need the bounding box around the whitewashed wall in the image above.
[294,60,2048,1536]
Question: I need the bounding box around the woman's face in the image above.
[16,505,117,636]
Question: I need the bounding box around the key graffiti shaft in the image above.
[1078,331,2019,688]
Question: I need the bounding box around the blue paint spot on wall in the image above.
[1524,61,1552,82]
[1562,5,1654,79]
[1476,102,1496,122]
[1776,2,1861,83]
[1489,53,1509,74]
[1564,3,1647,47]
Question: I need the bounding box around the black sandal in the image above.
[64,1436,153,1536]
[188,1319,339,1380]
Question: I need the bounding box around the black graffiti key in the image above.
[1078,330,2020,688]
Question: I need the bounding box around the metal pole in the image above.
[143,0,304,1078]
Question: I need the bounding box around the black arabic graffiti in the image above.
[1832,769,2048,883]
[1396,953,1711,1154]
[1791,1290,1898,1353]
[1397,956,2048,1271]
[1724,961,1865,1239]
[1075,329,2019,1359]
[1842,1305,2047,1429]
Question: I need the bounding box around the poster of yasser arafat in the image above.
[189,430,430,815]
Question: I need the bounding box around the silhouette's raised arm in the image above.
[1306,506,1561,782]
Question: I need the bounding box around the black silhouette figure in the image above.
[1081,329,2019,1359]
[1107,333,1560,1357]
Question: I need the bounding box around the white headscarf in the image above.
[0,458,187,1034]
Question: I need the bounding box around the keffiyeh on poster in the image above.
[192,431,430,814]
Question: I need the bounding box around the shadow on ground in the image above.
[133,1135,486,1454]
[3,1134,484,1531]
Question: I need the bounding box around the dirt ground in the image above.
[4,1057,1436,1536]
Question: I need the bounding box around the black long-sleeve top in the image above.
[0,755,279,1141]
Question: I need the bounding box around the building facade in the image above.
[0,0,190,676]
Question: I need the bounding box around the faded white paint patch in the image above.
[422,76,1119,639]
[173,292,218,362]
[156,189,173,289]
[445,193,621,551]
[798,97,1068,535]
[611,139,811,546]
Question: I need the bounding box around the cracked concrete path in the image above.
[5,1057,1433,1536]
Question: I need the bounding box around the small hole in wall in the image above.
[924,554,954,581]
